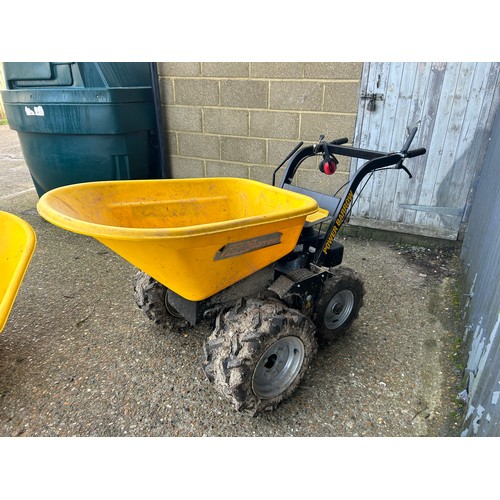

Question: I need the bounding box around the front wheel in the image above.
[202,298,318,416]
[314,266,364,343]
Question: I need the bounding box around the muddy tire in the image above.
[133,271,186,328]
[202,298,318,417]
[314,266,364,343]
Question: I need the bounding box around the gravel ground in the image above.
[0,125,465,437]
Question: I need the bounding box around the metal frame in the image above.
[278,128,425,267]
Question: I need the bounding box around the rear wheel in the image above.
[133,271,186,328]
[202,298,318,416]
[314,266,364,343]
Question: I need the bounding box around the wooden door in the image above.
[350,62,499,240]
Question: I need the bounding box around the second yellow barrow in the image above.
[0,211,36,332]
[37,178,319,301]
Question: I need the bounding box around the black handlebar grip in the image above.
[406,148,427,158]
[330,137,349,145]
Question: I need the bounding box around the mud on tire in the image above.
[202,298,318,417]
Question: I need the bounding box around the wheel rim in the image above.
[252,336,305,399]
[324,289,355,329]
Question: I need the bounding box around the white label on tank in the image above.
[24,105,45,116]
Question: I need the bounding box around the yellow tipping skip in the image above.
[37,178,318,301]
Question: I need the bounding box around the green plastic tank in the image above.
[1,62,162,197]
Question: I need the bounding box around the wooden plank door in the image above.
[350,62,500,240]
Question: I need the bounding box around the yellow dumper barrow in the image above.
[37,177,318,302]
[0,211,36,332]
[37,127,426,416]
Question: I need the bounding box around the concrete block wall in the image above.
[157,62,363,195]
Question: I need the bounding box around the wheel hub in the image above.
[324,289,355,329]
[252,336,305,399]
[333,302,344,314]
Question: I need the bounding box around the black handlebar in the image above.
[275,126,427,189]
[275,125,428,265]
[329,137,349,146]
[406,147,427,158]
